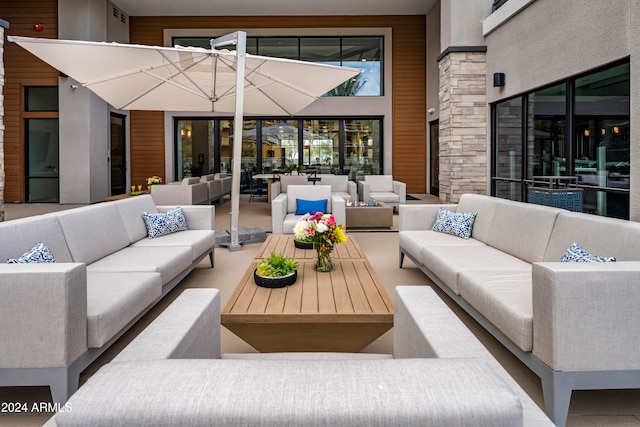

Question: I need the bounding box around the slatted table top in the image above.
[221,234,393,352]
[252,234,368,261]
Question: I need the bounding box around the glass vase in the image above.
[314,247,334,272]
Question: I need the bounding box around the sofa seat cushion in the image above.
[86,272,162,348]
[400,230,485,264]
[132,230,214,262]
[53,359,522,427]
[87,246,192,285]
[421,245,531,294]
[458,271,534,352]
[369,191,400,204]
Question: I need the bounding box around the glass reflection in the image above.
[344,119,380,181]
[303,120,339,173]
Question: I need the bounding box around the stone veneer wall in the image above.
[438,50,488,203]
[0,22,5,222]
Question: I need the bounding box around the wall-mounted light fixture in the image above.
[427,107,436,114]
[493,72,505,87]
[613,126,620,134]
[583,129,590,137]
[70,84,79,90]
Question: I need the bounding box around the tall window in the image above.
[303,119,340,173]
[24,87,59,202]
[261,119,298,172]
[529,83,567,177]
[494,97,523,200]
[491,60,630,219]
[172,35,383,96]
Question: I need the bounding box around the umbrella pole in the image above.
[217,31,247,252]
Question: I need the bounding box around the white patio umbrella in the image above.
[9,32,361,250]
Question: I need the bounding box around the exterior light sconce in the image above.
[583,129,590,137]
[493,72,505,87]
[70,84,79,90]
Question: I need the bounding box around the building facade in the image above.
[1,0,638,221]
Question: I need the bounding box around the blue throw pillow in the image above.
[560,242,616,263]
[431,207,477,239]
[7,242,56,263]
[143,207,188,239]
[295,198,328,215]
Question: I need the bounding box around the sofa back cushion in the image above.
[200,174,216,182]
[485,199,561,263]
[320,175,349,193]
[544,212,640,261]
[182,177,201,185]
[287,185,332,214]
[365,175,393,192]
[280,175,308,192]
[0,215,74,263]
[53,359,523,427]
[455,194,501,243]
[114,195,159,243]
[56,203,131,264]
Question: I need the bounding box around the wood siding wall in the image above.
[1,0,58,203]
[130,110,166,189]
[130,15,427,192]
[1,9,426,201]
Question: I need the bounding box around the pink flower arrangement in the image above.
[294,212,347,254]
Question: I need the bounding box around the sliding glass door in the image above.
[175,117,382,182]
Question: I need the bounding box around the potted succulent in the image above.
[254,252,299,288]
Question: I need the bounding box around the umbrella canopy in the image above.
[10,32,361,251]
[8,35,360,115]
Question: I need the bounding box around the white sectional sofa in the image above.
[42,286,553,426]
[0,195,215,404]
[399,193,640,427]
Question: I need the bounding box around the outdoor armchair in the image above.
[271,185,345,234]
[358,175,406,206]
[270,174,309,200]
[320,175,357,202]
[150,177,208,205]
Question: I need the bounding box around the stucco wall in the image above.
[426,2,441,122]
[57,0,130,203]
[485,0,630,103]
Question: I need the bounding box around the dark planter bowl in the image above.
[294,239,314,250]
[254,269,297,288]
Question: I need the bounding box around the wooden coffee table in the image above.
[221,235,393,352]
